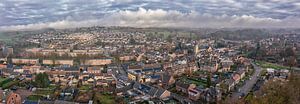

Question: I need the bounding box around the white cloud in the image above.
[255,3,271,9]
[0,8,299,31]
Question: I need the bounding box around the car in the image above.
[239,93,246,99]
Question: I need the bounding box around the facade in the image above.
[176,82,196,94]
[119,56,136,61]
[81,59,112,66]
[12,58,39,65]
[43,60,74,66]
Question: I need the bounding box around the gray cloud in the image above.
[1,8,300,31]
[0,0,300,31]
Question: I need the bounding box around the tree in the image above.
[166,35,172,43]
[207,73,212,88]
[35,73,50,88]
[254,43,260,62]
[284,47,296,57]
[287,56,297,70]
[129,38,136,44]
[245,74,300,104]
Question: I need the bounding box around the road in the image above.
[231,62,262,101]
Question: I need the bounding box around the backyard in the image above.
[94,92,116,104]
[181,76,207,87]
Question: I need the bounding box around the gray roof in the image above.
[155,88,166,97]
[161,73,171,83]
[133,82,167,98]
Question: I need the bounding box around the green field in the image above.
[0,33,12,42]
[255,61,290,70]
[0,32,26,45]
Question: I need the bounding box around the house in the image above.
[236,56,252,69]
[43,60,74,66]
[224,78,235,92]
[96,79,108,86]
[236,68,246,79]
[11,58,39,65]
[132,82,170,99]
[160,73,175,88]
[28,65,44,74]
[232,74,241,84]
[0,64,7,69]
[94,73,104,80]
[266,68,275,73]
[87,66,102,74]
[1,68,14,76]
[143,74,161,83]
[220,59,234,72]
[127,71,139,81]
[64,67,79,75]
[188,86,205,101]
[175,82,196,94]
[70,78,79,87]
[80,59,112,66]
[82,76,95,85]
[204,87,222,103]
[119,55,136,61]
[142,64,162,74]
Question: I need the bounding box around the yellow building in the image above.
[128,72,137,81]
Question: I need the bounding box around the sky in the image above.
[0,0,300,31]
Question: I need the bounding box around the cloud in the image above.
[2,8,300,31]
[1,0,300,29]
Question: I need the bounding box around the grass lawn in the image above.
[35,89,54,95]
[181,77,207,87]
[260,69,268,76]
[255,61,289,70]
[0,77,8,83]
[2,80,19,89]
[165,99,180,104]
[245,92,255,102]
[79,85,91,90]
[0,78,13,88]
[94,93,115,104]
[27,95,43,101]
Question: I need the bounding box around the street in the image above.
[231,62,262,101]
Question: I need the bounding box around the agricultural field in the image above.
[0,32,25,45]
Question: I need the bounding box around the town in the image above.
[0,27,299,104]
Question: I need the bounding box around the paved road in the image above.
[231,62,262,101]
